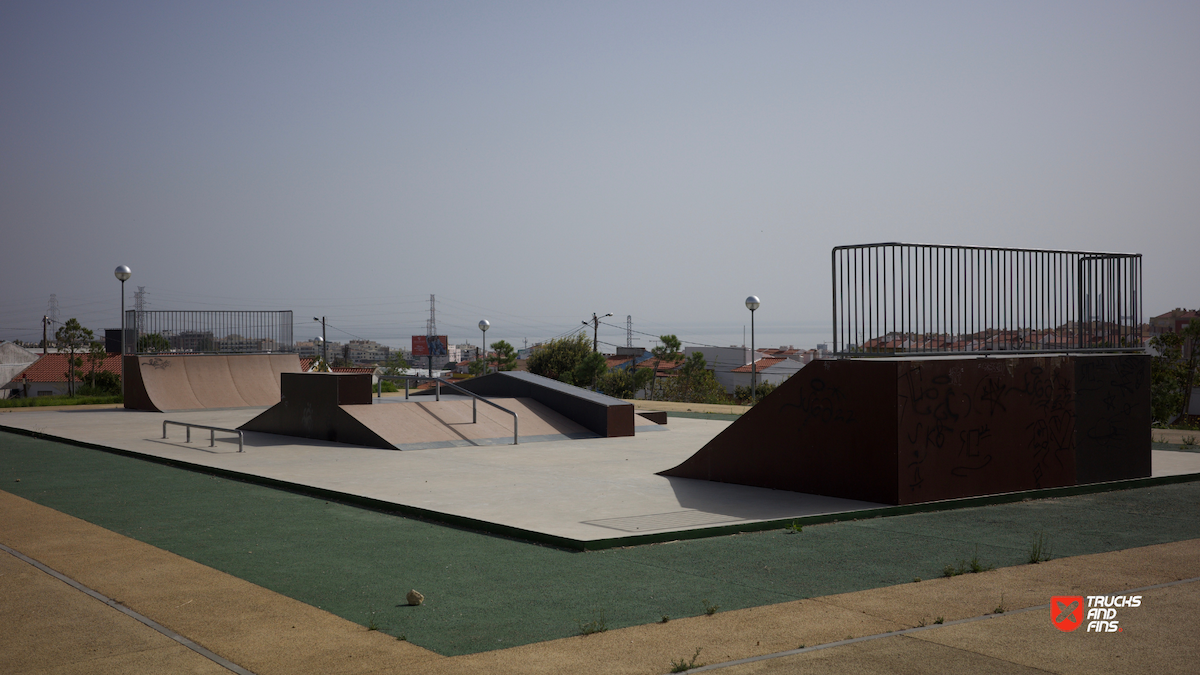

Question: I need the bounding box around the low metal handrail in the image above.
[162,421,244,452]
[376,375,518,445]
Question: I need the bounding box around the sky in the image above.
[2,1,1197,355]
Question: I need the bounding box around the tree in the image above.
[381,351,409,377]
[526,333,593,381]
[55,318,93,397]
[1177,321,1200,421]
[595,366,654,399]
[81,370,120,395]
[657,351,730,404]
[137,332,170,353]
[735,381,778,404]
[488,340,518,372]
[1151,323,1200,424]
[1150,333,1185,423]
[562,351,608,388]
[87,340,108,382]
[468,357,487,376]
[332,344,353,368]
[648,334,683,399]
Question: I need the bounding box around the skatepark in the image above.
[4,246,1200,673]
[3,370,1200,673]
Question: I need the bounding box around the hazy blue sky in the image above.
[2,1,1197,353]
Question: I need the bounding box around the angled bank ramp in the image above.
[240,372,646,450]
[660,354,1150,505]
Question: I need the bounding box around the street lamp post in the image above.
[746,295,760,402]
[479,320,490,374]
[314,317,327,364]
[114,266,132,401]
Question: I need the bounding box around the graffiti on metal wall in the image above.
[898,361,1074,495]
[777,377,858,429]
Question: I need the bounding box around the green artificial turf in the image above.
[2,430,1199,656]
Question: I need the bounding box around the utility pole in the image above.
[42,316,49,355]
[582,313,612,352]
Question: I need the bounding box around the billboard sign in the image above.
[412,335,448,357]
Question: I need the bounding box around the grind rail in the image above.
[377,375,519,445]
[162,421,245,452]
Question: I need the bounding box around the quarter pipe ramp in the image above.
[123,354,302,412]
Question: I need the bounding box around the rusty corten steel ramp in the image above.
[660,354,1151,505]
[123,353,302,411]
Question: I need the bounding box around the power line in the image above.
[312,319,369,342]
[597,320,723,349]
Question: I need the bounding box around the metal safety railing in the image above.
[832,243,1143,356]
[377,375,519,445]
[162,420,244,452]
[126,310,294,354]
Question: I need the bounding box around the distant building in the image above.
[0,342,40,399]
[729,357,807,392]
[679,344,812,394]
[4,352,121,398]
[215,334,283,353]
[160,330,215,352]
[1151,308,1199,336]
[297,339,344,360]
[347,340,390,364]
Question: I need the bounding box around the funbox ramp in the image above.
[240,372,643,450]
[123,353,302,411]
[660,354,1151,505]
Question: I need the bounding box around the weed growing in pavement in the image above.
[703,599,720,616]
[994,593,1008,614]
[366,601,380,631]
[968,546,993,573]
[917,617,928,627]
[397,634,407,641]
[1183,435,1197,448]
[784,521,804,534]
[912,577,922,583]
[660,615,670,623]
[943,545,994,577]
[1028,531,1053,563]
[576,610,608,636]
[934,617,945,625]
[670,647,704,673]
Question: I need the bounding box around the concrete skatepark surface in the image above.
[3,405,1200,673]
[0,405,890,546]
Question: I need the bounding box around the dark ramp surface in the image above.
[454,371,635,437]
[663,354,1150,505]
